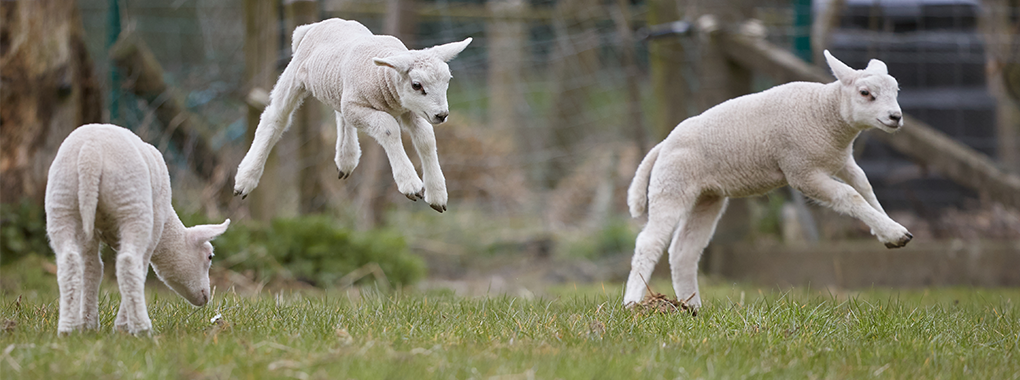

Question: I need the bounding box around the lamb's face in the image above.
[373,37,472,125]
[399,59,454,125]
[825,50,903,133]
[153,219,229,307]
[845,73,902,133]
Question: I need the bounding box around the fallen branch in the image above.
[109,30,233,211]
[718,27,1020,210]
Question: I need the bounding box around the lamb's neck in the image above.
[817,82,862,149]
[150,212,186,267]
[375,64,406,114]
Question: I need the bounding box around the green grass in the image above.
[2,281,1018,379]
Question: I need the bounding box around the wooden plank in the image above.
[718,30,1020,210]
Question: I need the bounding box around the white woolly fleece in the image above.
[234,18,472,213]
[45,124,229,335]
[623,51,912,309]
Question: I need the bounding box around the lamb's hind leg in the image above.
[113,221,154,335]
[79,237,102,331]
[334,110,361,179]
[667,196,728,310]
[234,63,309,198]
[53,238,85,335]
[623,194,692,306]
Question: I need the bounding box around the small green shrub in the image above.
[212,216,425,288]
[0,200,51,265]
[0,203,424,288]
[563,218,636,259]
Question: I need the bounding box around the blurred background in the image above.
[2,0,1018,297]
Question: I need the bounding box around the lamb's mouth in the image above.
[878,119,900,129]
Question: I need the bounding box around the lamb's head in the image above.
[825,50,903,133]
[373,37,472,125]
[151,219,230,307]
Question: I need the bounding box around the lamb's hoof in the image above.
[403,189,424,201]
[338,170,352,180]
[883,232,913,249]
[430,203,446,213]
[233,190,248,200]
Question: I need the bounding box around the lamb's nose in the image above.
[435,112,449,123]
[889,112,902,123]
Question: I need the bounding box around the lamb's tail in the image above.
[291,24,314,54]
[76,143,102,242]
[627,143,662,218]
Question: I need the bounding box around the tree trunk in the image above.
[546,0,601,188]
[646,0,689,141]
[0,0,102,205]
[355,0,418,229]
[243,0,283,222]
[980,0,1020,174]
[285,0,327,214]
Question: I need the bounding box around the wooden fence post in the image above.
[243,0,282,222]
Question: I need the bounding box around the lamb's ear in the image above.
[373,54,415,74]
[189,219,231,244]
[824,50,855,85]
[430,37,472,62]
[865,59,888,75]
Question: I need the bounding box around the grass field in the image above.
[2,277,1018,380]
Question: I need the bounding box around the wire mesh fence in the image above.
[72,0,1018,227]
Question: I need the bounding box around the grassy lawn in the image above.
[2,274,1018,380]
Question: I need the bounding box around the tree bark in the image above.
[546,0,601,188]
[0,0,102,205]
[980,0,1020,174]
[243,0,283,222]
[646,0,688,142]
[285,0,327,214]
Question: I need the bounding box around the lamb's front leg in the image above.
[345,106,423,200]
[835,156,887,215]
[791,171,912,248]
[404,114,447,212]
[234,64,309,198]
[334,111,361,179]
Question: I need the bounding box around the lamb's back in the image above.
[659,82,833,197]
[295,19,407,108]
[50,125,171,241]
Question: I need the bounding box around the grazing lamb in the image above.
[233,18,473,213]
[623,51,913,309]
[45,124,230,335]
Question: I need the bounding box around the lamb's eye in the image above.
[860,89,870,97]
[411,82,425,94]
[207,254,213,261]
